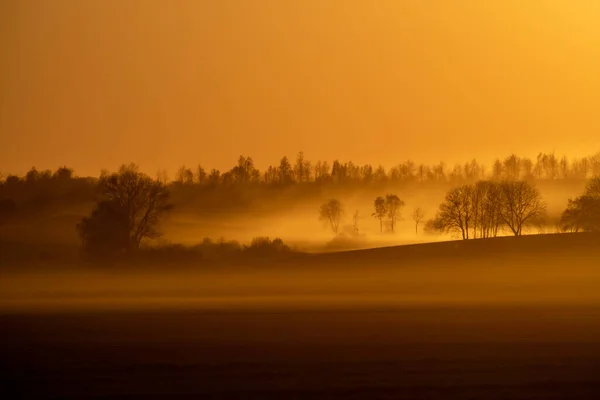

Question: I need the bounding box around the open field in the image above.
[2,233,600,399]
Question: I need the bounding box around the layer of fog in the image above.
[2,249,600,313]
[161,181,583,251]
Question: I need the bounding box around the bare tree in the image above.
[77,164,172,256]
[499,180,546,236]
[372,196,387,233]
[430,185,473,240]
[319,199,343,234]
[412,208,425,234]
[386,194,405,233]
[472,180,503,238]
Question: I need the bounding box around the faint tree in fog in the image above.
[352,210,361,236]
[412,207,425,234]
[499,181,546,236]
[77,164,172,257]
[372,196,387,233]
[319,199,343,234]
[207,169,221,186]
[278,156,294,185]
[176,165,194,185]
[385,194,405,233]
[374,165,387,184]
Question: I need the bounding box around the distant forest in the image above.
[2,151,599,202]
[0,151,599,222]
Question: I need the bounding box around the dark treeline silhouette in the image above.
[2,151,599,216]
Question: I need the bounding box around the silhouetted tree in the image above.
[471,180,503,238]
[319,199,343,234]
[77,164,172,257]
[430,185,473,239]
[385,194,405,233]
[560,177,600,232]
[77,200,130,258]
[372,196,387,233]
[499,180,546,236]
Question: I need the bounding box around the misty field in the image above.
[3,234,600,399]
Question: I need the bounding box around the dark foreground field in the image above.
[2,233,600,399]
[3,305,600,399]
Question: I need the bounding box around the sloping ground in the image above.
[308,232,600,269]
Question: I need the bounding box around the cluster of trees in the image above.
[315,177,600,241]
[319,194,407,235]
[4,151,598,196]
[560,178,600,232]
[76,164,172,259]
[428,180,546,239]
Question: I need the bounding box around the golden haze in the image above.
[1,0,600,176]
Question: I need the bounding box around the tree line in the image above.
[2,151,598,219]
[3,152,600,192]
[318,177,600,240]
[168,151,600,186]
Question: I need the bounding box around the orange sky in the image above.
[1,0,600,177]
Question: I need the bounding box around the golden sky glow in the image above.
[1,0,600,176]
